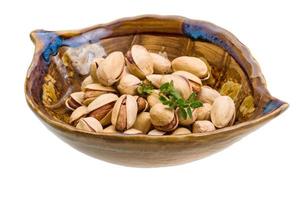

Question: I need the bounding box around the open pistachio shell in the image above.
[102,125,120,134]
[211,96,236,128]
[178,109,197,126]
[146,74,163,88]
[172,71,202,92]
[81,75,94,90]
[65,91,84,111]
[172,127,192,135]
[148,129,166,136]
[150,103,178,132]
[134,96,149,112]
[124,128,143,135]
[111,95,138,132]
[87,93,118,125]
[133,112,152,134]
[196,103,212,120]
[160,75,193,100]
[150,53,172,74]
[125,45,153,79]
[197,86,221,104]
[193,120,216,133]
[147,90,161,108]
[171,56,208,78]
[83,83,116,105]
[76,117,103,133]
[97,51,125,86]
[69,106,88,124]
[117,73,141,95]
[90,57,104,82]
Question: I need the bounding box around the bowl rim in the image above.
[25,15,289,141]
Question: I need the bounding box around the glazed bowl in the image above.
[25,15,288,167]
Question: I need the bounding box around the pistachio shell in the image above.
[150,103,178,132]
[133,112,152,134]
[117,73,141,95]
[90,58,104,82]
[76,117,103,133]
[102,125,120,134]
[124,128,143,135]
[125,45,153,79]
[146,74,163,88]
[134,96,149,112]
[150,53,172,74]
[81,75,94,90]
[171,56,208,78]
[172,127,192,135]
[192,120,216,133]
[178,109,197,126]
[147,90,161,108]
[97,51,125,86]
[172,71,202,92]
[69,106,88,124]
[196,103,212,120]
[65,91,84,111]
[83,83,117,105]
[197,86,221,104]
[148,129,166,136]
[87,93,118,112]
[111,95,138,131]
[160,75,192,100]
[211,96,236,128]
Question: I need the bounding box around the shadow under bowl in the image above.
[25,15,288,167]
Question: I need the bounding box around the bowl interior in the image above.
[25,16,285,133]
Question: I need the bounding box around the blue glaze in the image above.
[182,22,232,55]
[263,100,284,114]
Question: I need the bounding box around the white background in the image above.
[0,0,299,199]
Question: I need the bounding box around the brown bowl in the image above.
[25,15,288,167]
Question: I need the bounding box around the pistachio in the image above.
[150,53,172,74]
[134,96,149,112]
[148,129,166,136]
[65,92,84,111]
[146,74,163,88]
[117,73,141,95]
[124,128,143,135]
[192,120,216,133]
[197,86,221,104]
[178,109,197,126]
[102,125,120,134]
[90,58,104,82]
[211,96,236,128]
[83,83,116,105]
[171,56,208,78]
[172,127,192,135]
[97,51,125,86]
[172,71,202,93]
[81,75,94,90]
[133,112,152,134]
[196,103,212,120]
[87,93,118,126]
[150,103,178,132]
[125,45,154,79]
[160,75,192,100]
[76,117,103,133]
[111,95,138,132]
[147,89,161,108]
[69,106,88,125]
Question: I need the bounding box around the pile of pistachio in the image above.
[65,45,236,135]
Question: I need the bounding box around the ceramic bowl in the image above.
[25,15,288,167]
